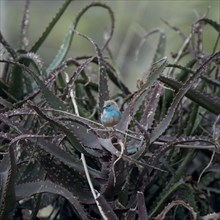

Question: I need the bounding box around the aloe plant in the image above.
[0,1,220,219]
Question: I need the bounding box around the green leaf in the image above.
[8,64,24,100]
[7,60,67,111]
[46,27,73,73]
[141,57,168,91]
[30,0,72,53]
[8,52,43,100]
[152,29,166,63]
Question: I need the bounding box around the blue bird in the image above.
[101,100,121,127]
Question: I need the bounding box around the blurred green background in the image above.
[1,0,219,91]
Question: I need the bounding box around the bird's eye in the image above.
[104,104,111,109]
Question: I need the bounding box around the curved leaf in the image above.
[15,181,90,220]
[198,18,220,32]
[150,51,220,143]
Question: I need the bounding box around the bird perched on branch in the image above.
[101,100,121,127]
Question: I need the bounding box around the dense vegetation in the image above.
[0,1,220,219]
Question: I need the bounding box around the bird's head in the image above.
[103,100,119,112]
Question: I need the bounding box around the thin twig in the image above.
[197,146,216,183]
[112,139,124,186]
[71,91,108,219]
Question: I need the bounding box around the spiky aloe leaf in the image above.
[149,181,184,218]
[23,62,66,111]
[130,121,150,160]
[4,128,102,204]
[99,138,161,171]
[198,18,220,32]
[30,0,72,53]
[154,200,197,220]
[62,56,95,100]
[0,113,26,134]
[8,58,75,109]
[3,107,32,117]
[17,53,43,94]
[152,29,166,63]
[73,2,114,50]
[46,26,73,73]
[116,88,149,133]
[0,96,13,109]
[47,2,115,73]
[0,146,16,220]
[0,132,13,142]
[160,60,197,117]
[13,134,94,174]
[97,44,109,111]
[140,82,163,129]
[96,194,119,220]
[185,104,205,135]
[7,52,44,100]
[19,52,43,74]
[28,102,101,156]
[136,28,166,64]
[0,31,17,59]
[4,60,67,111]
[148,136,214,167]
[15,181,90,220]
[167,61,196,82]
[101,154,128,201]
[15,102,100,148]
[161,18,186,42]
[137,191,149,220]
[61,117,102,151]
[20,0,30,50]
[76,56,130,95]
[0,78,9,97]
[16,161,46,185]
[8,63,24,100]
[38,154,94,204]
[150,51,220,143]
[159,76,220,115]
[56,28,110,111]
[105,61,131,95]
[0,113,101,178]
[140,57,168,91]
[75,30,110,111]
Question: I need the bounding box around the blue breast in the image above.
[101,110,121,127]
